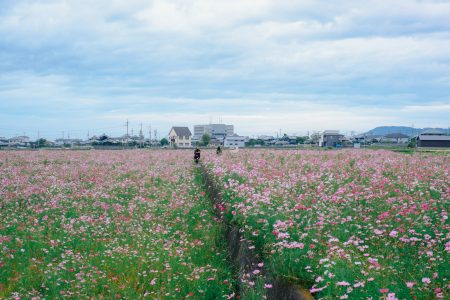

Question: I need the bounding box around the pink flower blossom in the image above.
[389,230,398,237]
[422,277,431,284]
[387,293,398,300]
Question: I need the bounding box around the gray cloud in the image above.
[0,0,449,139]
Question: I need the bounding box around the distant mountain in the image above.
[364,126,449,137]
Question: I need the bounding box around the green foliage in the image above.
[296,136,307,144]
[201,134,211,146]
[407,138,417,148]
[160,138,169,146]
[246,139,265,147]
[37,138,50,148]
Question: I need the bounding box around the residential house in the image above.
[257,135,276,145]
[168,127,192,148]
[381,133,409,144]
[0,137,8,147]
[354,134,383,144]
[54,138,83,147]
[280,135,299,145]
[319,130,344,147]
[416,134,450,148]
[8,136,31,147]
[274,140,290,146]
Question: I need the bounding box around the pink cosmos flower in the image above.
[422,277,431,284]
[264,284,273,288]
[387,293,398,300]
[406,282,415,288]
[310,285,326,293]
[445,242,450,253]
[389,230,398,237]
[337,281,351,286]
[380,288,389,293]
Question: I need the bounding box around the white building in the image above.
[54,138,83,146]
[8,136,31,147]
[224,134,247,148]
[193,124,234,145]
[381,133,409,144]
[168,127,192,148]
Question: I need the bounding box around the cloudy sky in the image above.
[1,0,449,139]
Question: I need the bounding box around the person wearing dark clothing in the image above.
[194,148,201,164]
[216,146,222,155]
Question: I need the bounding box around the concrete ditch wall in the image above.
[199,164,314,300]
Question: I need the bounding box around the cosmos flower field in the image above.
[1,149,449,299]
[203,149,449,299]
[0,150,235,299]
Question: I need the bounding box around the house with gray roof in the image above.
[168,127,192,148]
[319,130,344,147]
[416,134,450,148]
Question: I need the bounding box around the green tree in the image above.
[310,132,321,145]
[201,134,211,146]
[160,138,169,146]
[37,138,49,148]
[296,136,307,144]
[407,137,417,148]
[246,139,257,147]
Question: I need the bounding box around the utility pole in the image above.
[125,119,129,147]
[37,130,40,148]
[139,123,144,147]
[148,124,152,147]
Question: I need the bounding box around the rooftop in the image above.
[384,133,409,138]
[418,135,450,141]
[171,126,192,137]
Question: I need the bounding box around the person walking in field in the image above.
[194,147,201,164]
[216,146,222,155]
